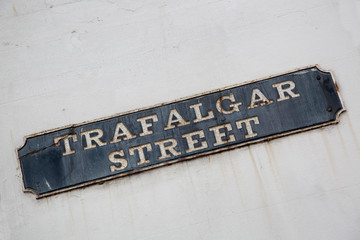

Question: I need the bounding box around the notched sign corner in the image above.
[16,65,345,199]
[24,187,41,199]
[314,65,346,122]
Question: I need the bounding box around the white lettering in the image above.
[209,123,235,146]
[182,130,208,153]
[81,129,107,150]
[164,109,190,130]
[235,116,260,139]
[247,88,273,109]
[53,134,78,156]
[216,94,242,114]
[129,143,152,165]
[108,150,128,172]
[111,122,136,143]
[155,138,181,160]
[189,102,214,123]
[272,80,300,102]
[137,114,158,136]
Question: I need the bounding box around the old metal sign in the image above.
[17,66,344,198]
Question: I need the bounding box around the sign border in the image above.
[16,65,345,199]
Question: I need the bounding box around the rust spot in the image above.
[69,126,75,134]
[264,142,282,194]
[345,114,360,152]
[108,187,115,220]
[229,155,246,207]
[320,131,337,178]
[12,5,18,16]
[248,146,271,218]
[19,143,56,158]
[20,127,75,158]
[335,126,349,159]
[264,142,278,177]
[248,146,264,185]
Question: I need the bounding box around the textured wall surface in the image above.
[1,0,360,239]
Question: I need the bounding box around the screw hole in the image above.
[317,75,321,80]
[327,107,332,112]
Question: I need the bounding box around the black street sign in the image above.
[17,66,344,198]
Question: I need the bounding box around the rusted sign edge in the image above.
[16,65,345,199]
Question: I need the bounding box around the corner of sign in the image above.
[16,135,29,154]
[314,64,347,123]
[23,187,41,199]
[313,64,331,74]
[334,106,346,124]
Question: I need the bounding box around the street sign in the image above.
[17,66,344,198]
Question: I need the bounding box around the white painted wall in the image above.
[1,0,360,239]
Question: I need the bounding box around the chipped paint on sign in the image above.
[17,65,344,198]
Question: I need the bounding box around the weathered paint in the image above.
[1,0,360,239]
[17,66,344,198]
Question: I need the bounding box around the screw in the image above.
[327,107,332,112]
[317,75,321,80]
